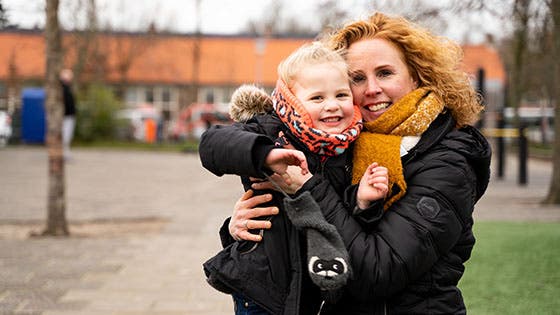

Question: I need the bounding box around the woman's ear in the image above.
[409,71,419,89]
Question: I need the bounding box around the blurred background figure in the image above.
[60,68,76,160]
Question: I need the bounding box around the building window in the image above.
[162,88,170,103]
[205,90,214,103]
[145,87,154,103]
[125,87,138,106]
[199,86,236,104]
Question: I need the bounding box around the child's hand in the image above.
[265,148,309,177]
[356,162,389,209]
[251,165,312,194]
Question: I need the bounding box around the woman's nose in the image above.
[365,78,382,96]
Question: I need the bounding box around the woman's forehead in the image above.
[346,38,406,66]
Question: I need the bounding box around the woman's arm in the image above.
[226,190,278,242]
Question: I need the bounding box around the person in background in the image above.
[60,68,76,160]
[228,12,492,315]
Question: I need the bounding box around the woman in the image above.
[230,12,491,314]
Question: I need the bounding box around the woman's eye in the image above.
[378,69,392,77]
[351,75,365,84]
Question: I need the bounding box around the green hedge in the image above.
[75,84,122,142]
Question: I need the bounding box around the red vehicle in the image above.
[171,103,231,140]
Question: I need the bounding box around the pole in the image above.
[497,110,505,179]
[476,68,486,129]
[518,124,528,185]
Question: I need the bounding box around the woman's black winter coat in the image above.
[199,113,353,315]
[305,112,491,315]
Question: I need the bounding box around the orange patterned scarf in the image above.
[352,88,444,210]
[272,79,362,157]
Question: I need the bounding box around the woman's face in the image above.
[347,38,417,122]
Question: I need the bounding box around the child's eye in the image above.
[337,92,350,98]
[310,95,323,101]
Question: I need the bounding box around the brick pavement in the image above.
[0,146,558,315]
[0,147,239,315]
[474,154,560,222]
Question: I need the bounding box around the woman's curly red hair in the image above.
[326,12,483,126]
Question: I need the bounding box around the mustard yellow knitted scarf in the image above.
[352,88,444,210]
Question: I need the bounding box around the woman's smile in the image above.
[347,38,417,122]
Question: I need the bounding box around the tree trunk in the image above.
[71,0,97,94]
[43,0,69,236]
[509,0,530,128]
[544,0,560,204]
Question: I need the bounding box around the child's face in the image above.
[292,62,355,134]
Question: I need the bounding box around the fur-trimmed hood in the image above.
[228,84,273,122]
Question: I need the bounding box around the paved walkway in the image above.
[0,146,558,315]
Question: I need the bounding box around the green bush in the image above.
[75,84,123,142]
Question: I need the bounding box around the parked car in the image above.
[170,103,232,140]
[0,110,12,147]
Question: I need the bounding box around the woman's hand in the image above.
[251,165,312,195]
[229,189,279,242]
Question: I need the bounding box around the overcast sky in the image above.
[2,0,506,44]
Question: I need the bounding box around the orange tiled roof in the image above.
[461,44,506,84]
[0,30,505,87]
[0,32,46,80]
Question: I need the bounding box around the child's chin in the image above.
[327,128,347,134]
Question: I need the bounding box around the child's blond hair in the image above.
[277,41,348,89]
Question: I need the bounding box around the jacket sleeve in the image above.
[301,149,476,299]
[199,120,276,178]
[343,184,385,229]
[218,217,235,248]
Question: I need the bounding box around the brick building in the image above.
[0,29,506,137]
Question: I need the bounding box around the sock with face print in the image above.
[283,191,351,291]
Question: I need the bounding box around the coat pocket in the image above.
[202,239,285,313]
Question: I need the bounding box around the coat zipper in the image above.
[317,300,325,314]
[317,300,387,314]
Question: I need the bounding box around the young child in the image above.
[199,41,388,314]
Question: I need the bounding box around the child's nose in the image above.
[324,99,340,110]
